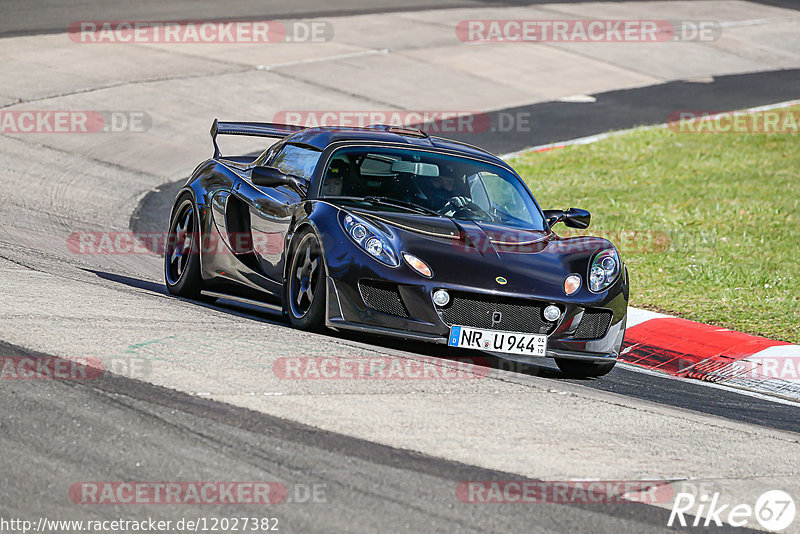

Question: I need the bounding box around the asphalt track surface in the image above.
[3,1,800,532]
[1,0,796,37]
[0,0,673,37]
[5,339,762,533]
[441,69,800,154]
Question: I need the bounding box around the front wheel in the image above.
[555,358,616,378]
[285,230,326,332]
[165,195,205,299]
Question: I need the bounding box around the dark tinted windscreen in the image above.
[320,146,545,230]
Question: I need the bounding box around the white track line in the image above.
[500,98,800,160]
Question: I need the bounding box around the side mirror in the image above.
[251,166,292,188]
[544,207,591,229]
[564,207,591,229]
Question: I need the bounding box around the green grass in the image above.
[510,111,800,343]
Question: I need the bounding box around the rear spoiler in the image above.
[211,119,306,159]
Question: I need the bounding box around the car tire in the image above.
[165,194,208,300]
[286,230,326,332]
[555,358,616,378]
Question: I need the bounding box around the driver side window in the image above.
[270,144,321,181]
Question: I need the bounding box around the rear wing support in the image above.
[211,118,305,159]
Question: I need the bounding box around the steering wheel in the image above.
[439,196,490,219]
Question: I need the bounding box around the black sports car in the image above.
[165,120,629,377]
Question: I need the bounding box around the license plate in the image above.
[448,326,547,356]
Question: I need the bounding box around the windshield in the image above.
[319,146,546,231]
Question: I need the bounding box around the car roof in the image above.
[283,125,509,167]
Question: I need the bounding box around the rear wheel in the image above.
[286,230,326,331]
[165,195,206,299]
[555,358,616,378]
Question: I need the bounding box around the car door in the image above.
[229,143,321,289]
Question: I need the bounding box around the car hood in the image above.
[355,209,616,302]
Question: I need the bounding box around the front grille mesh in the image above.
[574,309,613,340]
[359,281,408,318]
[438,292,556,334]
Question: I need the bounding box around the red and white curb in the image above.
[501,99,800,401]
[625,309,800,401]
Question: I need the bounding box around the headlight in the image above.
[351,224,367,242]
[341,212,399,267]
[365,237,383,256]
[588,249,621,292]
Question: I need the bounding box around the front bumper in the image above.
[324,274,627,364]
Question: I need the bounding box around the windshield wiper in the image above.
[362,196,441,217]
